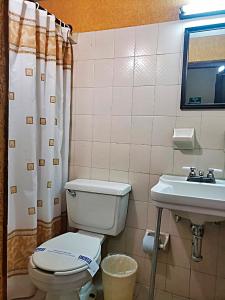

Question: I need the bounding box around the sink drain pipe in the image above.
[191,224,204,262]
[149,207,163,300]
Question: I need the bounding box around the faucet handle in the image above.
[208,168,223,173]
[182,166,196,176]
[207,168,223,178]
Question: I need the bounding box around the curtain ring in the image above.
[36,2,40,10]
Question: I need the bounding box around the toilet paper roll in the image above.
[143,233,155,254]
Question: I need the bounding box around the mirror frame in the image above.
[181,23,225,110]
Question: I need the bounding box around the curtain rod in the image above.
[26,0,73,32]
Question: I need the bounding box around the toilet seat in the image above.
[32,232,101,275]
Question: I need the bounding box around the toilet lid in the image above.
[32,232,101,273]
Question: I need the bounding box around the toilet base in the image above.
[80,281,97,300]
[46,291,79,300]
[45,281,97,300]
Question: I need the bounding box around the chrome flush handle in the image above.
[67,189,76,197]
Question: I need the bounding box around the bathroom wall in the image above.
[70,16,225,300]
[42,0,189,32]
[0,0,8,298]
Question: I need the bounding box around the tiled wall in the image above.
[70,16,225,300]
[0,0,8,298]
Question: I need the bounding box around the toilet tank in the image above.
[65,179,131,236]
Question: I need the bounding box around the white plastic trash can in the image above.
[101,254,138,300]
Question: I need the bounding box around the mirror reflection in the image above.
[181,25,225,109]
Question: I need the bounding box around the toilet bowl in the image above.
[29,232,102,300]
[29,179,131,300]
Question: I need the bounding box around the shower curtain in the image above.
[8,0,72,298]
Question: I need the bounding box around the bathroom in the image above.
[2,0,225,299]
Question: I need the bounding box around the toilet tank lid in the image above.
[65,179,131,196]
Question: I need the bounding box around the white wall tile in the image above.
[74,141,92,167]
[150,146,174,175]
[73,88,94,115]
[93,87,112,115]
[126,200,148,229]
[111,116,131,143]
[130,144,151,173]
[155,290,173,300]
[94,59,114,87]
[109,170,129,183]
[200,116,225,150]
[173,149,201,176]
[73,115,93,141]
[166,265,190,298]
[92,142,110,169]
[131,116,153,145]
[76,32,95,60]
[94,30,115,59]
[157,21,184,54]
[70,166,90,180]
[93,115,111,142]
[134,55,156,86]
[132,86,155,116]
[90,168,110,180]
[74,60,95,87]
[110,143,130,171]
[73,44,79,61]
[198,149,225,176]
[70,21,225,300]
[155,85,180,116]
[115,27,135,57]
[190,271,216,300]
[112,87,133,115]
[156,53,182,85]
[129,172,150,201]
[69,140,76,166]
[71,88,76,115]
[135,24,159,56]
[125,227,146,257]
[113,57,134,86]
[152,116,176,147]
[71,115,77,139]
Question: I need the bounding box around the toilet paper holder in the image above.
[144,230,170,252]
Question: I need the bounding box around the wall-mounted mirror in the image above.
[181,23,225,109]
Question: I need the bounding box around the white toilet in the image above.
[29,179,131,300]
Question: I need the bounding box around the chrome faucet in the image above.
[183,167,223,184]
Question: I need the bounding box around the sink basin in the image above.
[151,175,225,224]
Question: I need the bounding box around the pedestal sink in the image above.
[148,174,225,300]
[150,174,225,272]
[151,175,225,224]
